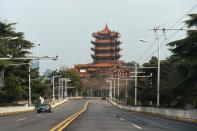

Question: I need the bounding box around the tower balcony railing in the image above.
[91,40,121,45]
[92,53,122,57]
[91,47,122,51]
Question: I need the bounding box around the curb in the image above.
[0,108,35,116]
[50,101,89,131]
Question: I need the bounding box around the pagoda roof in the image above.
[100,24,111,35]
[92,24,118,36]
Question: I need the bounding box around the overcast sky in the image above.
[1,0,197,73]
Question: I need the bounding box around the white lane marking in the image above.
[120,118,125,121]
[16,118,27,122]
[37,114,41,116]
[131,123,143,130]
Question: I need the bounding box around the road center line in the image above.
[120,118,125,121]
[131,123,143,130]
[16,118,27,122]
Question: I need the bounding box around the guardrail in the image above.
[109,99,197,121]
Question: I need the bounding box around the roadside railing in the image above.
[109,99,197,121]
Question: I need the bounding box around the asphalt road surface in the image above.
[66,100,197,131]
[0,99,86,131]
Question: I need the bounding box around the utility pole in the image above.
[149,27,192,106]
[157,36,160,107]
[149,27,161,107]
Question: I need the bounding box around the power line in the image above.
[141,24,187,64]
[137,4,197,63]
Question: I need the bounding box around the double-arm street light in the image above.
[57,78,71,100]
[52,75,61,100]
[64,78,71,98]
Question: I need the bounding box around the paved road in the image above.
[66,100,197,131]
[0,99,86,131]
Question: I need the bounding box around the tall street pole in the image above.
[113,79,116,100]
[125,77,128,105]
[134,63,138,106]
[28,63,31,106]
[61,78,64,100]
[52,75,55,100]
[157,36,160,107]
[64,78,68,98]
[117,78,120,100]
[58,78,60,100]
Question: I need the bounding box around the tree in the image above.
[47,69,84,97]
[0,21,45,103]
[167,14,197,108]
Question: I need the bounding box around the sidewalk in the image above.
[0,97,83,116]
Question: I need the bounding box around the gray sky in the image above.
[1,0,197,73]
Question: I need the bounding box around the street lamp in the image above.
[139,38,160,107]
[52,75,61,101]
[64,78,71,98]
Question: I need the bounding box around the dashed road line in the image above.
[120,118,125,121]
[16,118,27,122]
[131,123,143,129]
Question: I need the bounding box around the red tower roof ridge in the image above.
[100,24,111,34]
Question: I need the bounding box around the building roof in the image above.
[100,24,111,35]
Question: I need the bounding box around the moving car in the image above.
[37,103,52,113]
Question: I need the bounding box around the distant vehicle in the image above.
[37,103,52,113]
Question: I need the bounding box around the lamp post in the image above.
[64,78,71,98]
[52,75,61,101]
[139,39,160,107]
